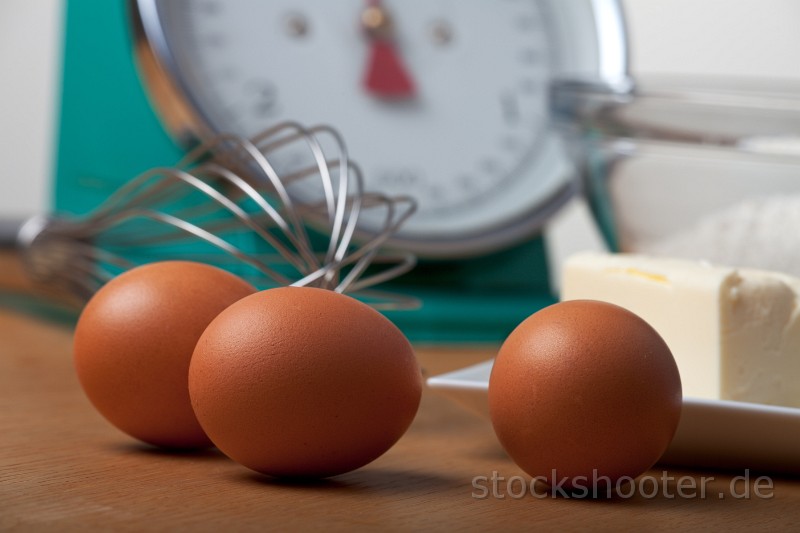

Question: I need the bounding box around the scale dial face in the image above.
[134,0,627,257]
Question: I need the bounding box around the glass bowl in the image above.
[552,76,800,276]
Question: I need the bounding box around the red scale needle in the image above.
[361,0,416,100]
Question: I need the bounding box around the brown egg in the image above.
[188,286,422,478]
[73,261,256,449]
[489,300,682,490]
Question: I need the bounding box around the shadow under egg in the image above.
[234,465,463,495]
[111,440,228,461]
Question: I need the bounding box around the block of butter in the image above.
[562,252,800,407]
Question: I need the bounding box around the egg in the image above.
[73,261,256,449]
[188,286,422,478]
[488,299,682,489]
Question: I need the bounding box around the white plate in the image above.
[427,360,800,474]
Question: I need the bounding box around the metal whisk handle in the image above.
[0,215,82,307]
[0,217,43,299]
[0,217,25,249]
[0,216,49,250]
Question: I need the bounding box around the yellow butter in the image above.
[562,252,800,407]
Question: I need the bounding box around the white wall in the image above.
[0,0,63,218]
[624,0,800,79]
[1,0,799,217]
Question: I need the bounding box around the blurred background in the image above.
[4,0,800,342]
[4,0,800,217]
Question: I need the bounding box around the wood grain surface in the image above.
[2,306,800,531]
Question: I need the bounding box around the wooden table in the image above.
[2,306,799,531]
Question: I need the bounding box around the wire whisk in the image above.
[0,122,418,310]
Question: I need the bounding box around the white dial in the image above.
[135,0,627,256]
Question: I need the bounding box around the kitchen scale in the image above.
[53,0,627,342]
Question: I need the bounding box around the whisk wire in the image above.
[16,122,419,309]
